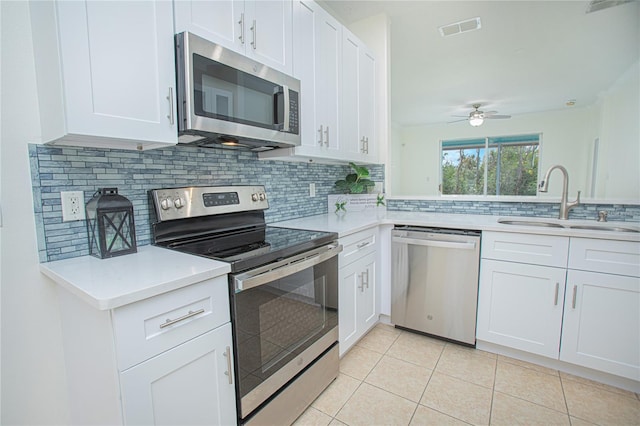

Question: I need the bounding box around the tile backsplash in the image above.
[387,199,640,222]
[29,144,384,262]
[30,143,637,262]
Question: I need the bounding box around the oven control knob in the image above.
[173,197,185,209]
[259,193,266,201]
[251,193,259,202]
[160,198,172,210]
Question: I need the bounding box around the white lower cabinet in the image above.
[339,228,379,356]
[120,323,235,426]
[561,259,640,380]
[476,259,566,359]
[57,276,237,425]
[477,232,640,381]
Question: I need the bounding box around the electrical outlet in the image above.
[309,183,316,197]
[61,191,85,222]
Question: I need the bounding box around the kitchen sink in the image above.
[497,219,564,228]
[568,225,640,233]
[497,218,640,233]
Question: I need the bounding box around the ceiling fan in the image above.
[449,104,511,127]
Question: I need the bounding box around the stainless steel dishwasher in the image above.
[391,226,481,346]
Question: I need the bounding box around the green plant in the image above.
[334,162,375,194]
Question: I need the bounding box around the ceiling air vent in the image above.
[586,0,632,13]
[438,17,482,37]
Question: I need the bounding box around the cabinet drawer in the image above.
[113,276,230,371]
[339,227,377,267]
[569,238,640,277]
[482,231,569,268]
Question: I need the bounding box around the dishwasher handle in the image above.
[392,235,477,250]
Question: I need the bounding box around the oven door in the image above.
[230,243,341,419]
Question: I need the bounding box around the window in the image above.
[441,134,540,196]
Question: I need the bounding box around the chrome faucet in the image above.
[538,165,581,220]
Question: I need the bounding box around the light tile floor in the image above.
[294,324,640,426]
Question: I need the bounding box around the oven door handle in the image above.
[233,244,342,292]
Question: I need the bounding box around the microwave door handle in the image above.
[282,85,290,132]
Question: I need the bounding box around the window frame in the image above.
[439,133,542,198]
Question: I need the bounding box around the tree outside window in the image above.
[441,134,540,196]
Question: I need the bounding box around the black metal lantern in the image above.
[85,188,137,259]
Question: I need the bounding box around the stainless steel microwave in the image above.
[175,32,300,151]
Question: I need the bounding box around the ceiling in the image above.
[319,0,640,126]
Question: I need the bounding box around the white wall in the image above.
[391,106,600,199]
[1,2,70,424]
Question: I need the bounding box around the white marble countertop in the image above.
[40,245,230,310]
[271,211,640,242]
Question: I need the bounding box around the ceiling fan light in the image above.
[469,111,484,126]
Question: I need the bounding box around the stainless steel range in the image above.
[149,186,341,425]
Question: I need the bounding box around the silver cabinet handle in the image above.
[356,241,370,249]
[159,308,204,329]
[360,137,366,153]
[363,269,369,288]
[365,137,369,154]
[571,285,578,309]
[324,126,329,146]
[358,273,365,292]
[250,19,257,50]
[224,346,233,384]
[166,87,174,125]
[238,13,245,44]
[554,282,559,305]
[318,125,324,146]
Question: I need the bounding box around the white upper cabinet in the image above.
[174,0,293,74]
[341,28,377,163]
[52,0,178,150]
[260,0,379,164]
[286,0,341,157]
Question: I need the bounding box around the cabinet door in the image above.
[56,1,177,146]
[292,0,321,151]
[120,324,236,426]
[339,260,359,356]
[358,45,376,162]
[341,30,361,157]
[315,5,341,153]
[561,270,640,380]
[476,259,566,359]
[358,252,378,332]
[341,29,377,163]
[174,0,244,53]
[244,0,293,74]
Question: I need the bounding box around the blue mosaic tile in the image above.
[30,143,375,261]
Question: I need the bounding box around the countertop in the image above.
[40,245,230,310]
[41,212,638,311]
[270,211,640,242]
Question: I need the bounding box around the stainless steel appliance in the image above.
[391,226,481,346]
[150,186,340,425]
[175,32,300,151]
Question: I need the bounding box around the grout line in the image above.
[488,353,498,426]
[559,374,572,422]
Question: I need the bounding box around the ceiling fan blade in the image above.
[485,115,511,119]
[483,111,498,116]
[451,115,470,118]
[447,118,468,123]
